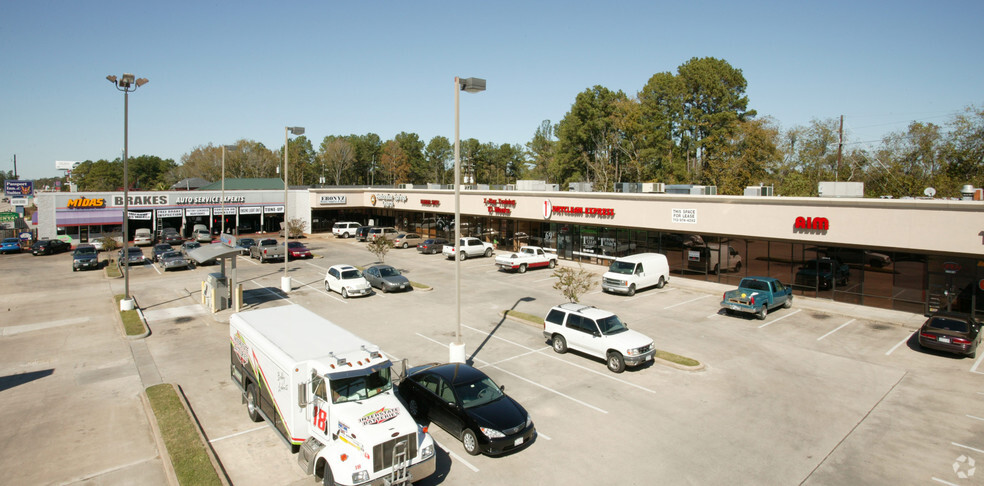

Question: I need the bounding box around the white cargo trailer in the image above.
[230,304,436,485]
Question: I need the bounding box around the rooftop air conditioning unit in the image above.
[641,182,665,193]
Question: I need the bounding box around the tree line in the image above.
[32,56,984,198]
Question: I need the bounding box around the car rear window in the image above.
[928,317,969,332]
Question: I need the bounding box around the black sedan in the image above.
[364,264,411,293]
[417,238,449,255]
[31,239,71,255]
[918,312,981,358]
[151,243,173,262]
[399,363,535,456]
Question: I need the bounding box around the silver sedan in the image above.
[364,264,412,293]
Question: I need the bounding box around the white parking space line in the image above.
[297,279,337,299]
[151,263,162,275]
[303,261,329,272]
[967,415,984,422]
[415,333,608,414]
[238,255,259,265]
[461,324,658,395]
[479,348,550,367]
[432,439,479,473]
[536,431,551,440]
[209,425,268,443]
[757,309,802,329]
[534,276,555,283]
[953,442,984,454]
[663,294,712,310]
[1,316,91,336]
[816,319,856,341]
[885,333,913,356]
[246,279,289,301]
[932,477,960,486]
[971,353,984,374]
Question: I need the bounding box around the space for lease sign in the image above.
[672,208,697,224]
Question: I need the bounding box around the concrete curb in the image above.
[173,384,232,486]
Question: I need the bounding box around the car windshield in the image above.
[378,266,400,277]
[3,238,18,244]
[288,242,304,248]
[608,261,636,275]
[185,243,200,249]
[928,317,969,333]
[597,314,629,335]
[341,269,362,279]
[455,377,504,409]
[329,367,392,404]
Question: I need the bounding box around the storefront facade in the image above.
[309,188,984,316]
[35,190,301,242]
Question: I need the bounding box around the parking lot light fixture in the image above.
[107,72,148,311]
[451,76,485,363]
[282,126,304,293]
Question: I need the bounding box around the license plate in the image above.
[938,336,951,343]
[645,355,653,361]
[514,437,524,446]
[730,305,742,311]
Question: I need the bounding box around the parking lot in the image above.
[1,236,983,485]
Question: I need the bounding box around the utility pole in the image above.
[836,115,844,182]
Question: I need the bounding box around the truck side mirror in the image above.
[298,383,308,408]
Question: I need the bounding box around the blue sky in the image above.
[2,1,981,180]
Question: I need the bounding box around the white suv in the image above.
[543,303,655,373]
[324,264,372,298]
[332,222,361,238]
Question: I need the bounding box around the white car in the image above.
[543,303,655,373]
[133,228,153,246]
[324,264,372,298]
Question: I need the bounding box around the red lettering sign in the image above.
[420,199,440,207]
[794,216,829,231]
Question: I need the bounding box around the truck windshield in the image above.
[330,368,392,404]
[608,261,636,275]
[597,315,628,335]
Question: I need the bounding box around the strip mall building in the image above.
[36,187,984,316]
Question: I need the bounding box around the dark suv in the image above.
[355,226,373,242]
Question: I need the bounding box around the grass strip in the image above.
[106,258,122,278]
[503,310,545,326]
[654,349,701,367]
[410,281,431,290]
[115,294,147,336]
[145,384,222,486]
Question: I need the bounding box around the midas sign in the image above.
[67,197,106,209]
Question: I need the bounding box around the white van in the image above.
[601,253,670,296]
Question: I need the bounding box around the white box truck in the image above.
[230,305,436,486]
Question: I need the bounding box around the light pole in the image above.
[282,126,305,293]
[221,144,237,235]
[107,73,148,311]
[450,76,485,363]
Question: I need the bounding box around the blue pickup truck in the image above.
[721,277,793,320]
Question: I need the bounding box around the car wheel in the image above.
[341,288,349,299]
[246,384,262,422]
[484,248,492,257]
[518,264,527,274]
[783,296,793,309]
[325,281,330,292]
[402,242,408,249]
[756,305,768,320]
[460,252,467,261]
[656,276,665,289]
[461,429,481,456]
[548,259,556,269]
[607,352,626,373]
[627,284,636,296]
[552,334,568,354]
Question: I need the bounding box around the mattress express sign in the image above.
[542,199,615,219]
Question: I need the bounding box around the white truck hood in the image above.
[331,393,419,449]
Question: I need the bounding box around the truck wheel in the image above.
[459,252,467,261]
[518,264,527,274]
[246,384,262,422]
[756,305,768,320]
[626,284,636,296]
[461,429,481,456]
[322,467,334,486]
[259,254,265,263]
[552,335,568,354]
[656,276,665,289]
[484,248,492,257]
[607,352,626,373]
[548,259,556,269]
[783,296,793,309]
